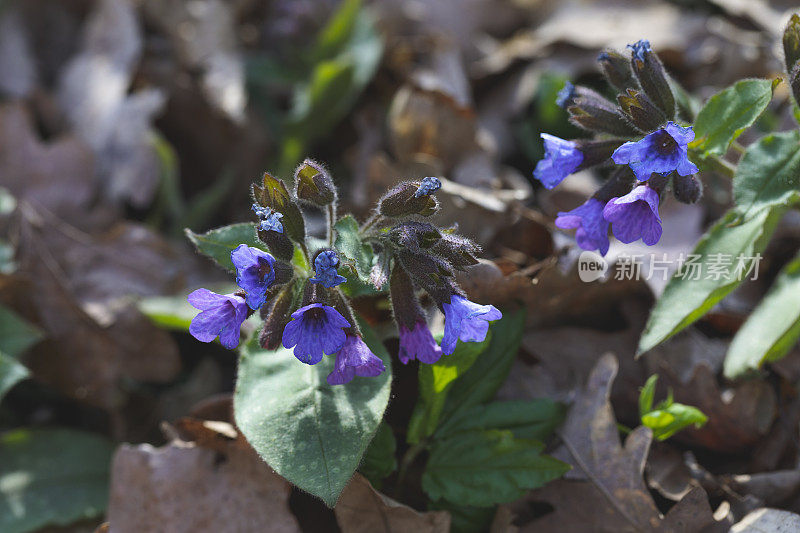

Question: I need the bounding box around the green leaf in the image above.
[724,251,800,378]
[638,207,783,354]
[642,403,707,441]
[233,320,392,507]
[690,78,777,157]
[358,422,396,488]
[440,311,526,423]
[0,429,114,533]
[0,304,43,358]
[312,0,362,63]
[639,374,657,418]
[185,223,264,271]
[436,399,565,441]
[733,130,800,218]
[407,334,491,444]
[334,215,374,280]
[0,352,29,402]
[421,430,570,507]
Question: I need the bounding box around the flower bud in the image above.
[791,62,800,107]
[784,14,800,75]
[593,166,636,202]
[252,172,306,244]
[378,181,440,218]
[389,266,425,331]
[568,87,640,137]
[431,234,480,271]
[294,159,336,206]
[672,173,703,204]
[617,89,666,133]
[257,228,294,261]
[597,50,637,93]
[396,250,454,300]
[259,284,295,350]
[388,221,441,253]
[628,40,675,119]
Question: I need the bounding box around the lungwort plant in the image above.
[184,161,569,512]
[535,18,800,381]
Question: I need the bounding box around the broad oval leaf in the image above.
[234,320,392,507]
[690,78,776,157]
[421,429,570,507]
[185,223,264,271]
[334,215,374,281]
[724,252,800,378]
[435,399,565,441]
[0,429,114,533]
[733,130,800,218]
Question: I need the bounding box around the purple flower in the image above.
[628,39,651,63]
[282,303,350,365]
[555,198,611,256]
[533,134,583,189]
[398,321,443,365]
[188,289,248,350]
[231,244,277,309]
[252,203,284,233]
[556,81,575,108]
[414,176,442,198]
[441,295,502,356]
[327,335,386,385]
[602,185,662,245]
[309,250,347,288]
[611,122,698,182]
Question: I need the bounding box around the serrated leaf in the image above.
[233,320,391,507]
[185,223,264,271]
[407,334,491,444]
[0,351,29,402]
[733,130,800,218]
[334,215,374,281]
[724,251,800,378]
[0,429,114,533]
[435,399,565,441]
[638,207,784,354]
[690,78,776,157]
[422,430,570,507]
[358,422,396,488]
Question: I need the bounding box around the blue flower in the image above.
[414,176,442,198]
[231,244,277,309]
[556,81,575,108]
[612,122,699,182]
[252,203,284,233]
[282,303,350,365]
[441,295,502,356]
[309,250,347,288]
[327,335,386,385]
[628,39,652,63]
[602,185,662,245]
[398,321,442,364]
[188,289,248,349]
[533,134,583,189]
[555,198,610,256]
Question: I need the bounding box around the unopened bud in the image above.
[378,181,439,217]
[252,172,306,244]
[617,89,666,132]
[389,221,441,252]
[672,174,703,204]
[568,86,640,136]
[259,284,295,351]
[791,62,800,107]
[396,250,454,299]
[593,166,636,202]
[784,14,800,75]
[294,159,336,206]
[389,266,425,331]
[597,50,637,93]
[627,40,675,119]
[432,234,480,271]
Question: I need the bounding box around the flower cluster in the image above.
[534,39,702,256]
[187,160,501,385]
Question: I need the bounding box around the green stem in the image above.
[395,441,427,491]
[359,212,384,235]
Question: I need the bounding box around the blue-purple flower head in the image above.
[414,176,442,198]
[309,250,347,288]
[555,198,610,256]
[282,303,350,365]
[231,244,277,309]
[252,203,284,233]
[534,134,583,189]
[556,81,576,108]
[602,185,662,245]
[188,289,248,349]
[612,122,698,182]
[628,39,651,63]
[398,321,442,365]
[327,335,386,385]
[441,295,502,356]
